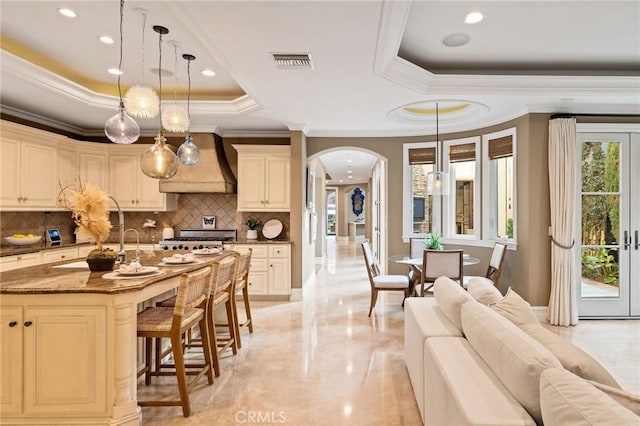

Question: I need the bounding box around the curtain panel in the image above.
[548,118,578,326]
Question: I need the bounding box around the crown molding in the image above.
[222,130,291,138]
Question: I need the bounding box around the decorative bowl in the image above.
[5,236,42,246]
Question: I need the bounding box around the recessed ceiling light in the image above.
[107,68,123,75]
[348,176,353,179]
[347,170,352,174]
[339,179,344,183]
[202,69,216,77]
[441,33,471,47]
[58,8,76,18]
[99,36,114,44]
[464,12,484,24]
[346,159,353,163]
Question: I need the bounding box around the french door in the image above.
[577,128,640,317]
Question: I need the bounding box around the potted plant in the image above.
[58,180,117,271]
[423,233,443,251]
[245,216,262,240]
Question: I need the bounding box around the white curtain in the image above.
[548,118,578,326]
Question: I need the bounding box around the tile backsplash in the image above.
[0,193,290,245]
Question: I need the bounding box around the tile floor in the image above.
[139,238,639,425]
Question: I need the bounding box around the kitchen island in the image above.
[0,250,224,425]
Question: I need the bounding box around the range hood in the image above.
[159,133,236,193]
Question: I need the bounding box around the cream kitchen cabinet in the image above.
[0,299,108,419]
[77,144,108,190]
[41,247,79,264]
[231,244,291,299]
[0,138,58,210]
[108,145,176,211]
[233,145,290,211]
[0,252,41,272]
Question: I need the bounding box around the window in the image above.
[403,127,517,247]
[443,137,481,240]
[482,127,516,243]
[403,142,439,237]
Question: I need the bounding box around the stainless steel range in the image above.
[159,229,236,251]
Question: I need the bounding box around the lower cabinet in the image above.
[231,244,291,300]
[41,247,79,264]
[1,300,108,418]
[0,252,40,272]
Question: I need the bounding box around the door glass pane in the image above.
[411,164,433,233]
[581,141,620,193]
[450,161,475,236]
[581,195,620,246]
[581,247,620,298]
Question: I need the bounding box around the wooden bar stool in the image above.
[231,248,254,348]
[137,266,214,417]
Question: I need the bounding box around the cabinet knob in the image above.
[17,256,22,260]
[24,321,33,327]
[8,321,17,327]
[132,200,135,204]
[61,255,66,259]
[23,197,27,202]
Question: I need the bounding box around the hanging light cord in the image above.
[173,44,179,105]
[157,30,163,132]
[117,0,124,102]
[186,57,192,133]
[140,12,147,85]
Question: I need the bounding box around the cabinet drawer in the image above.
[42,248,78,264]
[249,258,268,272]
[268,245,289,258]
[243,245,268,258]
[0,253,41,272]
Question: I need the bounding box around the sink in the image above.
[53,260,89,269]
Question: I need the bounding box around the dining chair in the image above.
[361,240,410,316]
[409,237,425,258]
[137,266,214,417]
[417,249,464,296]
[463,242,507,289]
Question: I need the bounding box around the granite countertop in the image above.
[232,239,292,245]
[0,250,225,295]
[0,241,93,257]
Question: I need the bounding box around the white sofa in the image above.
[404,277,640,426]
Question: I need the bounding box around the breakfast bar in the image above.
[0,250,223,426]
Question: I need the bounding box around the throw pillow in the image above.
[490,287,540,326]
[467,277,503,305]
[520,323,621,389]
[461,302,561,424]
[433,276,475,332]
[586,380,640,415]
[540,368,639,426]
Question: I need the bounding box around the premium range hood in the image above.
[159,133,236,193]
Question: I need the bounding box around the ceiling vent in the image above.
[272,53,313,70]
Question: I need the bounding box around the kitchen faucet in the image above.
[123,228,140,264]
[108,195,126,265]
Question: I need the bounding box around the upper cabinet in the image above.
[233,145,290,212]
[108,145,176,211]
[0,123,60,209]
[0,120,175,212]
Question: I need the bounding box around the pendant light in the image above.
[124,9,159,119]
[104,0,140,144]
[140,25,178,179]
[161,42,189,132]
[177,53,200,165]
[426,102,449,196]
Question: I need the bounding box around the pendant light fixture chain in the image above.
[153,25,169,133]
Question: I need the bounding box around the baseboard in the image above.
[290,288,303,302]
[532,306,548,323]
[336,236,349,242]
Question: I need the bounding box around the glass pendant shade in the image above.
[177,135,200,165]
[162,105,189,132]
[124,85,159,119]
[140,133,178,179]
[426,171,449,196]
[104,101,140,144]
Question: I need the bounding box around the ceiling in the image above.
[1,1,639,181]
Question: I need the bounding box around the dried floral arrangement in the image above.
[58,179,114,255]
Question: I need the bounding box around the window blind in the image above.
[488,135,513,159]
[449,143,476,163]
[409,147,436,165]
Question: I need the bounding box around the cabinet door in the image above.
[136,166,164,209]
[41,248,79,264]
[20,142,57,207]
[0,138,21,207]
[108,155,137,209]
[247,271,268,295]
[269,258,291,295]
[237,157,266,211]
[78,148,107,189]
[0,306,23,415]
[264,156,290,210]
[57,148,77,194]
[23,306,108,415]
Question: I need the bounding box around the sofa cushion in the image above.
[490,287,540,326]
[424,337,536,426]
[520,323,621,389]
[433,276,475,332]
[461,302,562,424]
[467,277,503,305]
[586,380,640,415]
[540,368,639,426]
